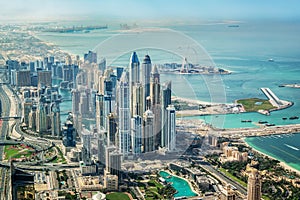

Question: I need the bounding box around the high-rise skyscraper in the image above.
[37,70,52,88]
[129,52,140,117]
[131,115,142,154]
[141,55,152,111]
[150,65,160,106]
[132,83,144,116]
[50,103,61,137]
[165,105,176,151]
[150,65,162,148]
[103,95,112,130]
[129,52,140,87]
[143,110,154,153]
[118,71,131,155]
[82,129,92,164]
[247,168,262,200]
[23,99,33,126]
[16,70,31,87]
[62,120,76,147]
[107,113,118,146]
[105,146,122,178]
[97,128,107,166]
[84,50,97,64]
[161,81,172,148]
[95,94,105,131]
[79,92,90,118]
[36,104,47,134]
[28,106,37,131]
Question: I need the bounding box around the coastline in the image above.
[243,137,300,176]
[172,96,215,106]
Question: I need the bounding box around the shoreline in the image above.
[172,96,216,106]
[243,138,300,176]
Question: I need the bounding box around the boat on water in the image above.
[228,25,239,28]
[282,117,287,120]
[289,116,299,120]
[284,144,300,151]
[268,58,274,62]
[258,120,268,124]
[241,120,252,123]
[265,123,275,127]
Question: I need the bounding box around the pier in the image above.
[260,87,293,112]
[260,87,283,107]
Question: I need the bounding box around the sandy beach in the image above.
[172,96,216,106]
[243,138,300,176]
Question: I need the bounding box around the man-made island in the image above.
[159,57,231,75]
[175,87,293,118]
[45,25,108,33]
[279,83,300,88]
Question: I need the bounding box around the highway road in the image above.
[0,83,12,200]
[197,160,247,197]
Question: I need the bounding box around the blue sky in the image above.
[1,0,300,22]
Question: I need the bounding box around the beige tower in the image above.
[247,168,262,200]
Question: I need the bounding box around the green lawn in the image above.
[106,192,130,200]
[4,145,35,160]
[51,147,66,163]
[148,180,163,189]
[262,195,272,200]
[144,180,164,200]
[237,98,275,112]
[4,146,19,158]
[219,168,247,187]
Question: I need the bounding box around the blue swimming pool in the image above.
[159,171,197,198]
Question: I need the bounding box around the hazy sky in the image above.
[1,0,300,22]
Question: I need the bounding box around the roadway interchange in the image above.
[0,82,73,168]
[0,80,77,200]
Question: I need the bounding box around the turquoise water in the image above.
[52,79,72,122]
[159,171,197,198]
[245,133,300,172]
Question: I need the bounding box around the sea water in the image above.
[245,133,300,172]
[38,20,300,128]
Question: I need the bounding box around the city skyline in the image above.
[0,2,300,199]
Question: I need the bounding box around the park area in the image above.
[4,144,36,161]
[106,192,131,200]
[237,98,275,112]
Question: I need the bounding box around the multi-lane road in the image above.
[0,83,12,200]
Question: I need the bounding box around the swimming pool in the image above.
[159,171,198,198]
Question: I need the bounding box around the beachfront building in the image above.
[247,168,262,200]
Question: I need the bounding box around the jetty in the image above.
[260,87,292,109]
